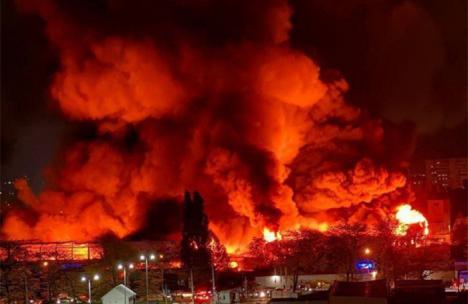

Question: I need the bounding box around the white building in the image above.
[217,289,235,304]
[101,284,137,304]
[256,274,345,289]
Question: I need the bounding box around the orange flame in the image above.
[263,227,282,242]
[395,204,429,236]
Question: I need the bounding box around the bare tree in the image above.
[278,230,327,291]
[326,223,368,281]
[0,242,34,303]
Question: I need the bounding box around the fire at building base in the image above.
[1,200,466,303]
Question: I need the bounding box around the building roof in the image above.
[393,280,445,301]
[330,280,387,298]
[395,280,443,286]
[102,284,137,299]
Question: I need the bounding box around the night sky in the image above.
[1,0,466,192]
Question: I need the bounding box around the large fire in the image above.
[263,228,282,242]
[395,204,429,236]
[0,242,103,262]
[1,0,413,253]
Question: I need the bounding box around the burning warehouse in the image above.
[0,241,104,262]
[0,240,182,266]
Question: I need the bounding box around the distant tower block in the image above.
[426,199,451,243]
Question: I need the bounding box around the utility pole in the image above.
[42,261,52,302]
[117,263,134,304]
[124,267,127,304]
[140,254,155,304]
[87,279,92,304]
[162,267,167,304]
[211,264,217,304]
[47,279,51,303]
[81,274,100,304]
[145,258,149,304]
[190,268,195,304]
[24,276,29,304]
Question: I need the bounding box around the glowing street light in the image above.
[81,274,100,303]
[117,263,134,286]
[41,261,51,302]
[364,248,371,255]
[139,253,157,304]
[117,263,134,304]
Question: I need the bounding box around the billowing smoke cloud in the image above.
[1,0,413,252]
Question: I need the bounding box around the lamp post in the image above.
[190,268,195,304]
[140,253,156,304]
[24,275,29,304]
[211,263,217,303]
[158,254,168,304]
[81,274,100,303]
[41,261,51,302]
[117,263,134,286]
[117,263,134,304]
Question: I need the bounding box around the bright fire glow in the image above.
[229,261,239,269]
[72,244,89,259]
[169,261,182,269]
[263,228,282,242]
[395,204,429,236]
[225,246,236,254]
[318,223,329,232]
[0,242,103,262]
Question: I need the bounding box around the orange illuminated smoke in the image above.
[395,204,429,236]
[2,0,413,254]
[263,228,282,242]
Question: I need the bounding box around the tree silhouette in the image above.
[180,191,211,287]
[326,223,368,281]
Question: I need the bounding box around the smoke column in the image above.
[1,0,413,252]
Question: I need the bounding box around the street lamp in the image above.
[117,263,134,286]
[81,274,100,303]
[140,253,156,304]
[117,263,134,304]
[41,261,51,302]
[158,254,168,304]
[364,248,371,255]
